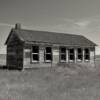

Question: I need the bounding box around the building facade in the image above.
[5,24,97,70]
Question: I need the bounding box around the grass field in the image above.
[0,55,100,100]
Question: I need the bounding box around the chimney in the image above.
[15,23,21,29]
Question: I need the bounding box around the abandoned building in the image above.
[5,23,97,70]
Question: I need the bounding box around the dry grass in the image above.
[0,56,100,100]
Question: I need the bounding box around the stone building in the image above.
[5,24,97,70]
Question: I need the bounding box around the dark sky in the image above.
[0,0,100,54]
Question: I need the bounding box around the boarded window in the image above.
[32,46,39,62]
[69,49,74,60]
[45,47,52,62]
[60,47,66,62]
[77,48,83,61]
[84,48,90,61]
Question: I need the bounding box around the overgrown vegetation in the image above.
[0,55,100,100]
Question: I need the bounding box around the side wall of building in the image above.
[6,33,23,69]
[7,45,17,68]
[23,44,59,68]
[90,47,95,63]
[23,43,95,69]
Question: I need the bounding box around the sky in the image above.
[0,0,100,54]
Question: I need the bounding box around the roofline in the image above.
[16,28,97,46]
[81,35,97,46]
[5,28,97,47]
[21,28,84,37]
[24,41,97,47]
[5,28,24,45]
[5,29,13,45]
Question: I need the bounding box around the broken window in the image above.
[77,48,83,61]
[60,47,66,62]
[32,46,39,62]
[69,49,74,61]
[84,48,90,61]
[45,47,52,62]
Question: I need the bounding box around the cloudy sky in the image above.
[0,0,100,54]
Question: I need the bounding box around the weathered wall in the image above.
[23,44,60,68]
[39,45,44,63]
[90,47,95,63]
[7,45,17,68]
[6,33,23,69]
[7,44,23,69]
[23,43,95,69]
[23,44,31,68]
[52,46,59,64]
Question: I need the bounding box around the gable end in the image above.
[5,29,24,45]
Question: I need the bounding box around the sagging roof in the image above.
[5,24,97,47]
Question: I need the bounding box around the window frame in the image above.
[77,48,83,62]
[69,48,75,62]
[31,46,39,63]
[84,48,90,61]
[44,47,52,63]
[59,47,66,62]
